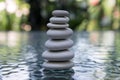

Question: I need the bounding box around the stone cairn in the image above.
[42,10,74,70]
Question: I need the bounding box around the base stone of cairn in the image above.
[42,10,74,70]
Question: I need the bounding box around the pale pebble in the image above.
[42,50,74,61]
[47,23,69,28]
[45,39,73,50]
[52,10,69,17]
[42,61,74,69]
[50,17,69,24]
[47,28,73,39]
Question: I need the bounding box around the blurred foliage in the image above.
[0,0,29,31]
[0,0,119,31]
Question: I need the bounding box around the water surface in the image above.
[0,31,120,80]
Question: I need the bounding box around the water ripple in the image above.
[0,31,119,80]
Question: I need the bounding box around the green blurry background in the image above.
[0,0,119,31]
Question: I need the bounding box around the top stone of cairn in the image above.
[52,10,69,17]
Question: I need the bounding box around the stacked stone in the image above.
[42,10,74,70]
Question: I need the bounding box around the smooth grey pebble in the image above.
[42,61,74,69]
[42,50,74,61]
[50,17,69,24]
[47,28,73,39]
[45,39,73,50]
[47,23,69,28]
[52,10,69,17]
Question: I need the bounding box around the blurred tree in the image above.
[0,0,29,31]
[112,0,120,30]
[26,0,57,30]
[0,0,119,31]
[55,0,89,30]
[101,0,115,30]
[86,0,102,31]
[26,0,42,30]
[25,0,89,30]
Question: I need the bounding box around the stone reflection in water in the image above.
[42,69,74,80]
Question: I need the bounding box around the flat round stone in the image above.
[42,50,74,61]
[52,10,69,17]
[50,17,69,24]
[47,28,73,39]
[42,61,74,69]
[47,23,69,28]
[45,39,73,50]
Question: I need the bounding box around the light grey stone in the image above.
[52,10,69,17]
[47,28,73,39]
[47,23,69,28]
[42,61,74,69]
[42,10,74,70]
[50,17,69,24]
[45,39,73,50]
[42,50,74,61]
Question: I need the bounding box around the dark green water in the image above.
[0,31,120,80]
